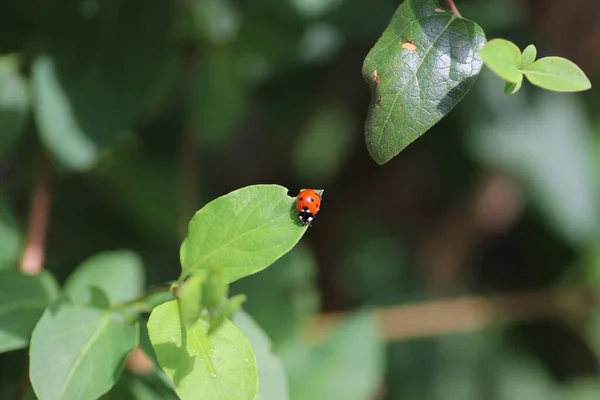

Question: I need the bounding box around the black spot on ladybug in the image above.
[299,197,303,201]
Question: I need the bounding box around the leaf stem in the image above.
[20,154,52,275]
[444,0,462,17]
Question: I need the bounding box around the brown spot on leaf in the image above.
[394,60,401,65]
[435,8,445,12]
[402,40,417,51]
[405,130,412,135]
[373,69,381,84]
[375,96,381,108]
[398,104,404,111]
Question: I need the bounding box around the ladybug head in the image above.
[297,209,314,225]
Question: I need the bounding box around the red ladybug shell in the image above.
[296,189,321,225]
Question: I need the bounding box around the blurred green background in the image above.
[2,0,600,398]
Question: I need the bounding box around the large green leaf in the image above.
[232,311,289,400]
[63,250,145,305]
[30,293,139,400]
[0,270,59,353]
[362,0,485,164]
[0,54,29,157]
[180,185,308,283]
[280,311,384,400]
[147,300,258,400]
[32,0,178,171]
[0,191,22,270]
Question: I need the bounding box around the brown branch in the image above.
[20,155,52,275]
[444,0,462,17]
[305,285,600,342]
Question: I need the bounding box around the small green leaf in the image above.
[478,38,523,83]
[232,311,289,400]
[147,300,258,400]
[30,294,139,400]
[280,311,385,400]
[203,267,228,310]
[180,185,307,283]
[363,0,486,164]
[521,44,537,69]
[0,192,22,270]
[208,294,246,335]
[0,270,59,353]
[504,80,522,95]
[0,54,29,157]
[177,273,206,327]
[523,56,592,92]
[63,250,145,305]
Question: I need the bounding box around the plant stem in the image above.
[306,284,600,342]
[20,155,52,275]
[444,0,462,17]
[121,283,174,313]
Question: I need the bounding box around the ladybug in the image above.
[296,189,321,225]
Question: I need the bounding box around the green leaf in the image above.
[232,311,289,400]
[0,191,22,270]
[180,184,307,283]
[504,80,522,95]
[523,56,592,92]
[31,55,98,170]
[32,1,178,171]
[280,311,384,400]
[0,270,59,353]
[478,38,522,83]
[30,294,139,400]
[147,300,258,400]
[0,54,29,157]
[208,294,246,335]
[177,273,206,327]
[64,250,145,305]
[520,44,537,69]
[362,0,486,164]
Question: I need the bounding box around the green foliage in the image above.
[30,293,139,400]
[362,0,486,164]
[480,39,591,94]
[147,300,258,400]
[0,54,28,157]
[478,39,523,83]
[232,311,289,400]
[279,311,384,400]
[63,250,145,305]
[180,185,309,283]
[523,57,592,92]
[0,192,22,270]
[2,0,598,399]
[0,270,59,353]
[230,244,320,346]
[31,0,178,171]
